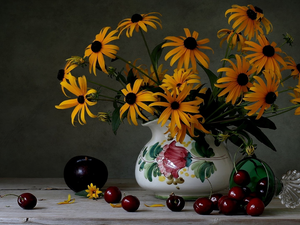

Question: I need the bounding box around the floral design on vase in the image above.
[157,140,192,179]
[137,138,219,186]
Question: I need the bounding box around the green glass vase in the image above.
[229,156,281,207]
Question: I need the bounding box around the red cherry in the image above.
[104,186,122,203]
[166,193,185,211]
[209,193,223,210]
[193,197,213,215]
[228,186,245,201]
[246,198,265,216]
[256,177,268,198]
[17,193,37,209]
[218,195,229,210]
[242,196,253,206]
[233,170,250,186]
[121,195,140,212]
[241,186,251,196]
[219,198,238,215]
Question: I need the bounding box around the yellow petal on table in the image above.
[109,203,122,208]
[144,204,165,207]
[57,194,75,205]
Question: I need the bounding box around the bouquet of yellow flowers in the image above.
[55,5,300,155]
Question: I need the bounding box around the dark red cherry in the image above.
[246,198,265,216]
[242,196,253,206]
[228,186,245,201]
[219,198,238,215]
[104,186,122,203]
[209,193,223,210]
[121,195,140,212]
[193,197,213,215]
[233,170,250,186]
[17,193,37,209]
[218,195,229,210]
[249,192,258,198]
[241,186,251,196]
[256,177,268,198]
[166,193,185,211]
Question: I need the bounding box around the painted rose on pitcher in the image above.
[156,140,192,178]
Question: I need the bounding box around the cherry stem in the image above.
[206,178,213,199]
[233,152,238,173]
[0,193,24,201]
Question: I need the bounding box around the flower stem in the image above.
[205,102,228,122]
[278,87,294,94]
[265,104,299,118]
[87,80,120,93]
[280,74,292,84]
[95,94,125,103]
[218,30,237,78]
[114,54,159,84]
[140,30,161,85]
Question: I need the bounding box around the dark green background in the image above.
[1,0,300,179]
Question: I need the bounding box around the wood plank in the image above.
[0,178,300,225]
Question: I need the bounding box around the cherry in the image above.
[241,186,251,196]
[121,195,140,212]
[17,193,37,209]
[256,177,268,198]
[246,198,265,216]
[249,192,258,198]
[193,197,213,215]
[242,196,253,206]
[166,193,185,212]
[228,186,245,201]
[219,197,238,215]
[209,193,223,210]
[104,186,122,203]
[218,195,229,210]
[233,170,250,186]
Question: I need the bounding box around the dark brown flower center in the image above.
[131,14,143,23]
[125,93,137,105]
[176,83,182,87]
[237,73,249,86]
[296,63,300,72]
[265,92,277,104]
[263,45,275,57]
[171,101,180,110]
[184,37,197,50]
[246,9,257,20]
[91,41,102,53]
[77,95,85,104]
[57,69,64,81]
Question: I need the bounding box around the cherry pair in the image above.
[104,186,140,212]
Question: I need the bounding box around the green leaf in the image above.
[144,142,163,160]
[190,138,215,158]
[191,161,217,182]
[151,41,166,69]
[116,71,127,84]
[198,63,218,93]
[75,190,88,197]
[112,107,122,135]
[143,163,159,182]
[142,147,148,157]
[152,164,161,177]
[243,121,277,151]
[185,152,193,167]
[127,69,137,86]
[139,161,146,171]
[249,116,276,130]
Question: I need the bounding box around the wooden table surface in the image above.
[0,178,300,225]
